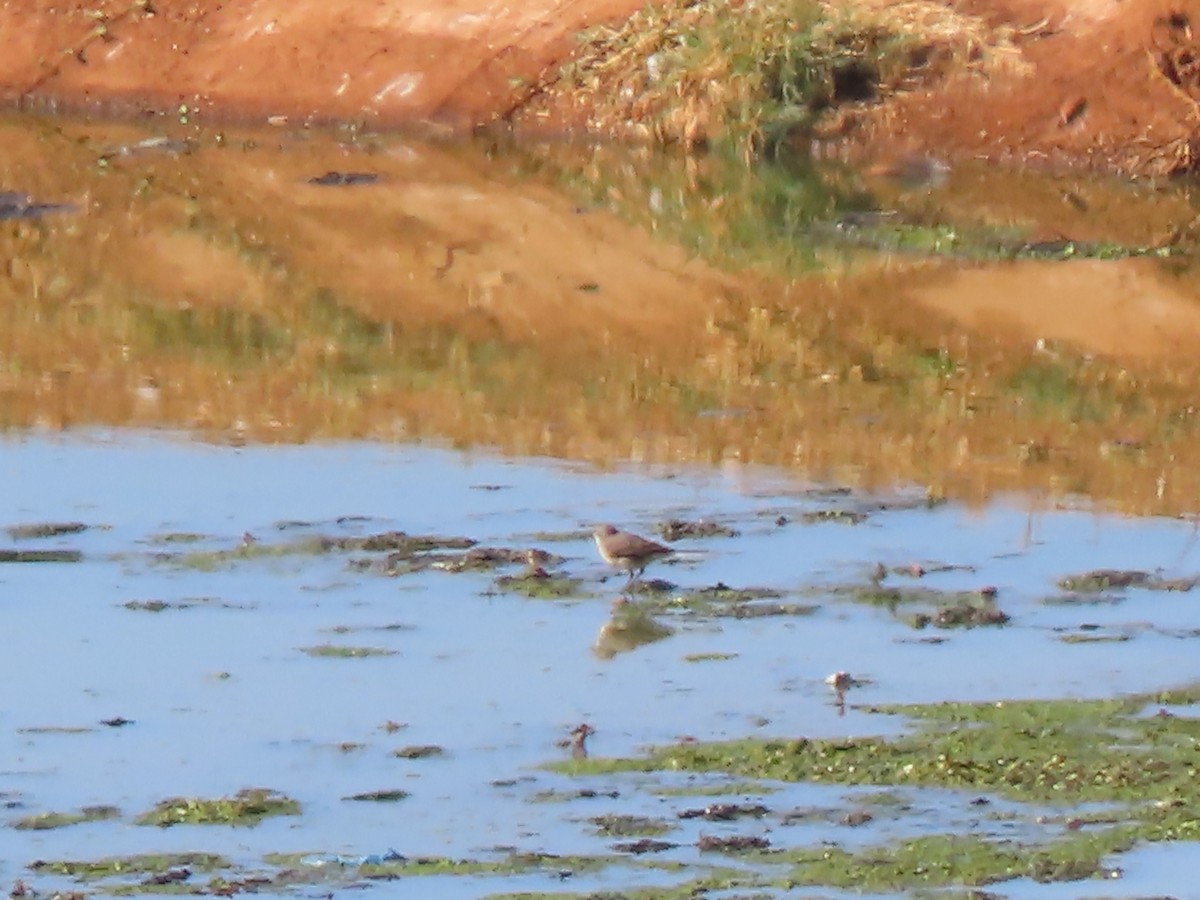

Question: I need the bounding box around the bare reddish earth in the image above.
[1,0,1199,172]
[0,0,639,128]
[839,0,1200,175]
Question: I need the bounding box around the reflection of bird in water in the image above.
[555,723,596,759]
[593,598,674,660]
[592,524,672,585]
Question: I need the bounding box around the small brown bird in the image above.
[592,524,672,584]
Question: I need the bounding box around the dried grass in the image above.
[539,0,1029,156]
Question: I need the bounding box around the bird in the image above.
[592,524,672,584]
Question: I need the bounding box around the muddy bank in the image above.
[0,0,638,129]
[3,0,1200,174]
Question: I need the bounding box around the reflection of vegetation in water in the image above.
[6,115,1200,515]
[517,141,1170,284]
[515,143,861,274]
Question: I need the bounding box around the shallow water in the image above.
[3,111,1200,895]
[4,433,1200,895]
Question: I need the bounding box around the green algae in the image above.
[1057,569,1196,593]
[652,780,780,798]
[135,789,299,827]
[30,852,229,879]
[544,689,1200,889]
[777,833,1114,889]
[265,850,611,879]
[589,814,675,838]
[827,583,1008,628]
[159,530,477,572]
[300,644,399,658]
[493,570,587,599]
[13,805,119,830]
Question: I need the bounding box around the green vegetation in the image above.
[30,852,229,878]
[825,583,1008,628]
[135,789,299,827]
[5,521,88,539]
[589,814,675,838]
[13,805,119,830]
[547,0,1017,154]
[300,644,399,658]
[542,688,1200,889]
[493,570,587,599]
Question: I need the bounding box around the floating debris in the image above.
[0,549,82,563]
[612,838,677,854]
[392,744,445,760]
[99,136,193,161]
[4,522,88,540]
[678,802,767,821]
[308,171,380,186]
[697,834,769,853]
[657,518,739,540]
[342,790,409,803]
[0,190,75,220]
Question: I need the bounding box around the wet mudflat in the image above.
[3,433,1200,897]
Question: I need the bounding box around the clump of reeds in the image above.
[542,0,1026,156]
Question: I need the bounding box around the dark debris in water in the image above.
[911,598,1009,629]
[308,171,380,186]
[830,583,1008,629]
[678,802,768,821]
[342,790,409,803]
[801,509,869,525]
[626,576,677,595]
[5,521,88,540]
[0,548,82,563]
[656,518,739,540]
[0,190,75,221]
[392,744,446,760]
[356,542,567,577]
[697,834,769,853]
[123,597,249,612]
[612,838,678,854]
